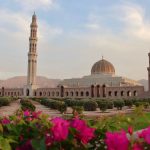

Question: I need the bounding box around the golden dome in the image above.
[91,58,115,75]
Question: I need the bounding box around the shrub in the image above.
[57,102,67,114]
[20,99,36,111]
[64,99,85,107]
[107,101,114,109]
[143,102,149,109]
[84,100,98,111]
[98,101,108,112]
[0,97,11,107]
[124,100,133,108]
[72,106,84,114]
[114,100,125,110]
[134,101,143,107]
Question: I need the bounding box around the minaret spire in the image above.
[27,13,38,86]
[147,52,150,91]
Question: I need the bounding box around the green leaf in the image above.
[0,138,11,150]
[32,138,46,150]
[0,124,3,133]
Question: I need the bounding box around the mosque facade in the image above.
[0,13,148,99]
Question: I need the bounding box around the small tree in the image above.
[114,100,125,110]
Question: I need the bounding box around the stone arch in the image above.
[114,91,118,96]
[39,92,42,97]
[96,85,100,97]
[81,91,84,97]
[65,91,69,97]
[102,84,106,97]
[108,91,112,96]
[86,91,89,97]
[127,91,131,97]
[75,91,79,97]
[26,89,30,96]
[91,85,94,98]
[133,91,138,96]
[121,91,124,96]
[60,86,64,97]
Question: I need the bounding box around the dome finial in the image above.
[102,55,104,60]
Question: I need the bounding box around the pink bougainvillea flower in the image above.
[16,140,33,150]
[128,126,133,135]
[51,117,69,142]
[105,130,129,150]
[32,111,42,119]
[138,127,150,144]
[1,117,10,125]
[24,110,30,117]
[45,133,52,146]
[71,118,95,144]
[132,143,143,150]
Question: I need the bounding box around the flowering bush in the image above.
[0,110,150,150]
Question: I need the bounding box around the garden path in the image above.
[31,101,62,117]
[31,100,133,118]
[0,99,20,117]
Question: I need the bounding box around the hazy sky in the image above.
[0,0,150,80]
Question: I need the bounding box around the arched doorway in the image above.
[60,86,64,97]
[91,85,94,98]
[26,89,30,96]
[102,85,106,98]
[96,85,100,97]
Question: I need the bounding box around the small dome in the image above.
[91,58,115,75]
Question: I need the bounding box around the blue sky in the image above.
[0,0,150,80]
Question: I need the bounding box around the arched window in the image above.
[81,91,84,97]
[86,91,89,97]
[91,85,94,98]
[121,91,124,96]
[108,91,112,96]
[65,91,69,97]
[39,92,42,96]
[133,91,138,96]
[114,91,118,96]
[127,91,131,97]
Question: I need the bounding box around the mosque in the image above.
[0,13,149,99]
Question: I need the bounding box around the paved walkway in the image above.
[0,100,20,117]
[31,100,134,118]
[32,101,62,117]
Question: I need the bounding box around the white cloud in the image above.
[0,8,63,78]
[14,0,57,11]
[120,4,150,40]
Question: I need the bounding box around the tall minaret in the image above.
[27,12,38,86]
[147,53,150,91]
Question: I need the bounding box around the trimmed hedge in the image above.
[20,99,36,111]
[113,100,125,110]
[97,101,108,112]
[124,100,133,108]
[40,99,67,113]
[0,97,13,107]
[84,100,98,111]
[64,99,86,107]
